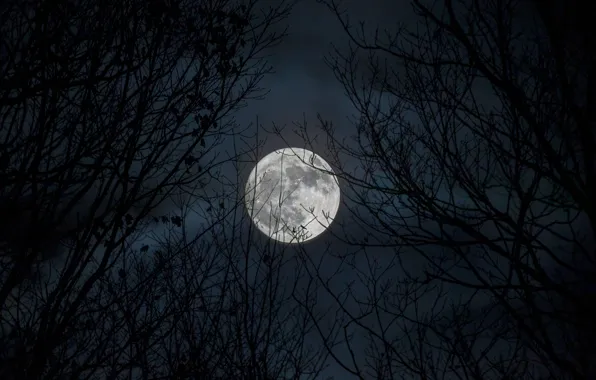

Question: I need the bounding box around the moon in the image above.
[245,148,341,243]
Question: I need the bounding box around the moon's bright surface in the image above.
[245,148,341,243]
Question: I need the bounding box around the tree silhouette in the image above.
[0,0,331,378]
[0,191,328,379]
[290,0,596,378]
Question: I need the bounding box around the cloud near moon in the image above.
[245,148,340,243]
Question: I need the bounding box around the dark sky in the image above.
[138,0,593,377]
[184,1,423,377]
[8,0,594,378]
[228,1,594,378]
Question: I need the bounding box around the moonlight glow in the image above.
[245,148,341,243]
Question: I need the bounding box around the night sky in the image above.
[226,0,594,378]
[195,1,407,376]
[174,0,543,378]
[2,0,595,378]
[159,1,442,377]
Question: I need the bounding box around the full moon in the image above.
[245,148,341,243]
